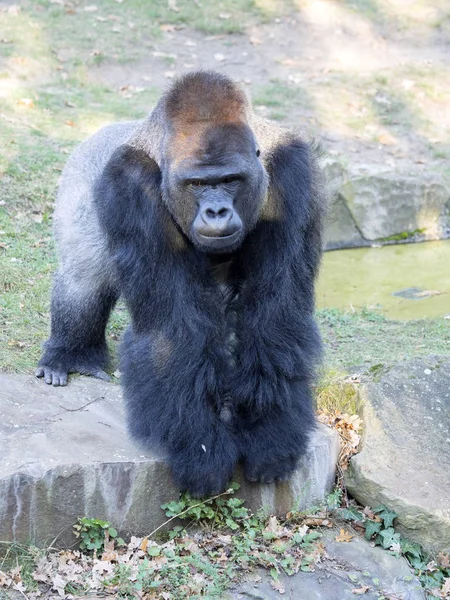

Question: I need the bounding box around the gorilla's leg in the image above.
[238,379,316,483]
[36,263,118,386]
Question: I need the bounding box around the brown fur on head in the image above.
[163,72,251,164]
[164,71,249,126]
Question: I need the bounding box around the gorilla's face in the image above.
[162,123,268,254]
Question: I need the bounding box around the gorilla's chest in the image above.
[209,256,239,368]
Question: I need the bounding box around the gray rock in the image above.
[341,168,450,241]
[324,192,367,250]
[345,357,450,553]
[0,374,339,547]
[322,158,366,250]
[227,529,425,599]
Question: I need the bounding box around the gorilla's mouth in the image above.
[194,228,242,250]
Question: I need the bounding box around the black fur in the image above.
[93,138,322,496]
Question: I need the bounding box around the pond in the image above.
[317,240,450,320]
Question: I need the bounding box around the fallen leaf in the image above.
[249,35,262,45]
[168,0,180,11]
[437,552,450,568]
[335,528,353,543]
[160,23,185,32]
[377,133,396,146]
[270,578,285,594]
[83,4,98,11]
[51,574,67,597]
[352,586,370,595]
[8,340,26,348]
[16,98,34,108]
[65,120,76,127]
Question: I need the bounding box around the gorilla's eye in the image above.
[190,180,203,187]
[256,149,261,158]
[222,176,238,185]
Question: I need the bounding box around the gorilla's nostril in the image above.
[204,206,231,220]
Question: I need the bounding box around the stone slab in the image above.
[341,169,449,241]
[0,374,339,547]
[227,529,425,599]
[345,356,450,553]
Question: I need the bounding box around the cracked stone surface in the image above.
[0,373,339,547]
[346,356,450,554]
[227,529,425,599]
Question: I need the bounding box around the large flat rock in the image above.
[346,356,450,553]
[0,374,339,547]
[227,529,425,600]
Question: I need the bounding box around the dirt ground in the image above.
[87,1,450,173]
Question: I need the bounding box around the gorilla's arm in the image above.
[231,138,324,480]
[232,138,324,412]
[94,145,240,496]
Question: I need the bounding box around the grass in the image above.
[317,308,450,371]
[1,0,449,374]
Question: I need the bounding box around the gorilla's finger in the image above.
[35,367,44,378]
[44,369,53,385]
[92,370,111,382]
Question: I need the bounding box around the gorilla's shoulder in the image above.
[63,120,144,179]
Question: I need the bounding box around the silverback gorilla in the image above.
[36,71,326,497]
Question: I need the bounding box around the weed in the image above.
[73,517,125,554]
[331,496,450,596]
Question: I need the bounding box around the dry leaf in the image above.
[437,552,450,568]
[160,23,185,32]
[168,0,180,11]
[16,98,34,108]
[335,528,353,543]
[65,120,75,127]
[352,586,370,595]
[249,35,262,45]
[270,578,286,594]
[377,133,396,146]
[51,574,67,597]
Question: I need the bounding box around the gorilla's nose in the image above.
[197,201,238,237]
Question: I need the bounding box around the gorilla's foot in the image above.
[243,450,300,484]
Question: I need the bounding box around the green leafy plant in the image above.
[73,517,125,554]
[161,482,250,531]
[331,495,450,597]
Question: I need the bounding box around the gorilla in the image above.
[36,71,326,497]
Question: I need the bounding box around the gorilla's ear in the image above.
[94,145,162,247]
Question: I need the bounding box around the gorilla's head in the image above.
[160,72,268,254]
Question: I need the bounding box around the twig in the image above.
[59,396,104,412]
[144,488,234,540]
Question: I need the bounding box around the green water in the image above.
[317,240,450,320]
